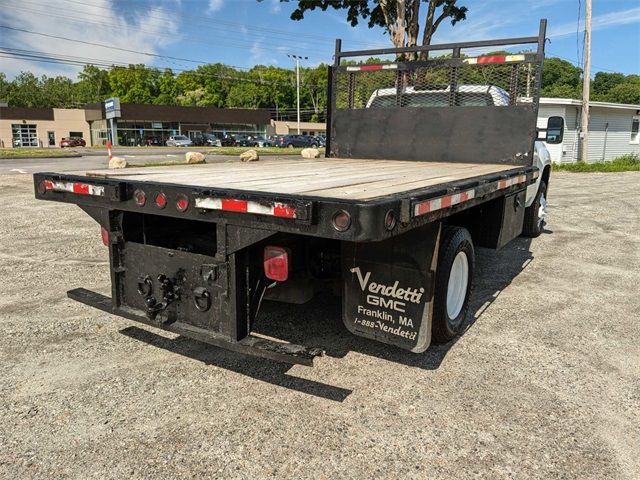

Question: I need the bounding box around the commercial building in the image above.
[0,107,90,148]
[0,100,271,148]
[85,101,271,146]
[538,98,640,163]
[267,120,326,137]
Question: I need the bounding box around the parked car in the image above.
[314,135,326,147]
[60,137,86,148]
[233,135,273,147]
[273,135,319,148]
[166,135,193,147]
[145,136,164,146]
[199,133,221,147]
[253,136,273,147]
[233,134,255,147]
[191,135,206,146]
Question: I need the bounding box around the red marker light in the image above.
[134,189,146,206]
[176,194,189,212]
[100,227,109,246]
[264,246,290,282]
[154,192,167,209]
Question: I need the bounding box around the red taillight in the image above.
[176,194,189,212]
[101,227,109,246]
[154,192,167,209]
[264,246,289,282]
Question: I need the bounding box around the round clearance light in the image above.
[332,210,351,232]
[37,180,49,195]
[134,189,146,206]
[154,192,167,209]
[384,210,397,231]
[176,194,189,212]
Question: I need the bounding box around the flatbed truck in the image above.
[34,20,551,366]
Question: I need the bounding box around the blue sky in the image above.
[1,0,639,79]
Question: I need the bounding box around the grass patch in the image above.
[206,146,325,156]
[0,148,80,159]
[553,154,640,172]
[128,159,207,168]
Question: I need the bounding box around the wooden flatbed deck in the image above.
[82,158,521,201]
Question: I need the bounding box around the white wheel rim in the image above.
[537,193,548,229]
[446,251,469,319]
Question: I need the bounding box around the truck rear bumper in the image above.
[68,288,324,366]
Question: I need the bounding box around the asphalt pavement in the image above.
[1,171,638,479]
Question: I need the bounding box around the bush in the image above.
[553,154,640,172]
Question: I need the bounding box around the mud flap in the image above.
[342,223,440,353]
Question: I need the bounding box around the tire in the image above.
[432,226,475,343]
[287,144,294,148]
[310,143,317,148]
[522,180,548,238]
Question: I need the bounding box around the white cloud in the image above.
[549,6,640,39]
[207,0,224,14]
[1,0,181,79]
[269,0,282,14]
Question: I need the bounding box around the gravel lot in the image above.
[0,172,638,479]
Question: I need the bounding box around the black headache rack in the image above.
[326,19,547,165]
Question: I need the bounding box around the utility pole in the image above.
[580,0,592,162]
[288,54,308,134]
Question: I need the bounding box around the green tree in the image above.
[155,69,178,105]
[74,65,110,104]
[605,77,640,104]
[41,76,75,107]
[592,72,626,99]
[108,65,160,103]
[265,0,467,52]
[7,72,43,107]
[541,58,582,98]
[0,72,12,103]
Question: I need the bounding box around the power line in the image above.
[0,24,221,67]
[1,0,332,58]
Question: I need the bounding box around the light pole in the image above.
[288,54,308,134]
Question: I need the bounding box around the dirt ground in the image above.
[0,172,638,479]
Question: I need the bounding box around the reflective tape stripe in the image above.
[195,197,297,219]
[414,189,476,217]
[43,180,104,196]
[463,54,526,65]
[413,173,530,217]
[497,174,527,190]
[346,64,398,72]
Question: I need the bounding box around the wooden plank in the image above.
[79,158,518,201]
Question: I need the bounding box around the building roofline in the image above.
[540,97,640,111]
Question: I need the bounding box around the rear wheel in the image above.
[522,180,548,238]
[432,226,475,343]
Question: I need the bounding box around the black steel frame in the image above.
[33,167,537,244]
